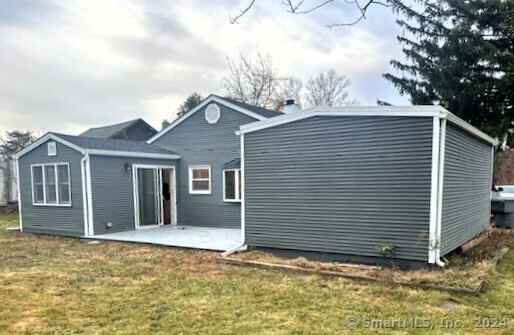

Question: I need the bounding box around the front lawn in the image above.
[0,214,513,334]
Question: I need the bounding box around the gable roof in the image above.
[147,94,281,143]
[15,132,180,160]
[238,105,497,145]
[214,96,281,119]
[80,118,157,140]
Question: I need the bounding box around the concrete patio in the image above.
[87,226,242,252]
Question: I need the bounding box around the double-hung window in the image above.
[189,165,211,194]
[223,169,241,202]
[32,163,71,206]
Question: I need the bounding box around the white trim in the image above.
[240,133,246,243]
[132,164,139,230]
[238,105,497,146]
[14,133,85,159]
[428,117,441,264]
[188,165,212,195]
[435,118,447,267]
[85,154,94,236]
[170,167,178,227]
[81,155,89,237]
[30,163,72,207]
[84,149,181,160]
[147,95,268,144]
[222,169,241,202]
[15,158,23,232]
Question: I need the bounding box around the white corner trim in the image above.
[81,155,89,237]
[85,154,94,236]
[434,118,447,267]
[240,133,246,243]
[147,95,269,144]
[84,149,181,160]
[15,158,23,232]
[428,116,441,264]
[188,165,212,195]
[14,133,85,159]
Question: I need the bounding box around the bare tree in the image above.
[274,76,304,110]
[304,69,356,106]
[229,0,393,27]
[223,52,290,110]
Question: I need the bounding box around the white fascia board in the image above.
[239,106,444,135]
[84,149,181,160]
[444,113,498,145]
[147,95,268,144]
[14,133,85,159]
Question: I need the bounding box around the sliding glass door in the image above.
[136,168,161,227]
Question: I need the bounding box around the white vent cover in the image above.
[205,103,221,124]
[47,141,57,156]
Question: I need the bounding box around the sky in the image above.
[0,0,410,138]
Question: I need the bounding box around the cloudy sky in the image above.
[0,0,410,138]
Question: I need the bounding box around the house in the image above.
[80,118,157,141]
[15,133,179,236]
[14,96,496,266]
[14,95,279,240]
[238,106,496,266]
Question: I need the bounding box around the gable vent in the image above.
[205,103,221,124]
[47,141,57,156]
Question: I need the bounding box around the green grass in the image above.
[0,214,513,334]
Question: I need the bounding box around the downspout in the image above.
[85,153,94,236]
[221,131,247,257]
[435,117,447,267]
[81,154,89,237]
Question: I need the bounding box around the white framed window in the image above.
[31,163,71,206]
[223,169,241,202]
[189,165,211,194]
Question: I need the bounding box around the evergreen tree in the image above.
[384,0,514,144]
[176,92,204,117]
[0,130,35,155]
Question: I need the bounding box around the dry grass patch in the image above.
[232,228,514,290]
[1,214,514,334]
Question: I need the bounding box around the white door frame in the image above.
[132,164,177,230]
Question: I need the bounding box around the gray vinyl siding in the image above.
[440,124,492,255]
[89,156,177,234]
[18,141,84,237]
[244,116,434,262]
[152,103,258,228]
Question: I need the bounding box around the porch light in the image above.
[125,163,131,171]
